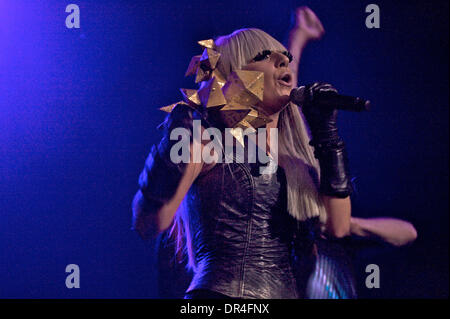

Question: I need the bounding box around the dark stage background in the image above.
[0,0,448,298]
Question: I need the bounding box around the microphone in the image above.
[290,86,371,112]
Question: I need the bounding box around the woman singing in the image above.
[131,22,353,298]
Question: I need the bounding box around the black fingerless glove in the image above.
[301,82,353,198]
[138,103,200,205]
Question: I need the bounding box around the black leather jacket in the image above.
[184,156,299,299]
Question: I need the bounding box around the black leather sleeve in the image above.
[137,103,196,209]
[312,138,353,198]
[138,137,185,205]
[302,82,353,198]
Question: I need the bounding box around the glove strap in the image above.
[310,137,353,198]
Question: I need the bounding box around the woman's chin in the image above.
[259,95,291,115]
[273,96,291,112]
[279,94,290,105]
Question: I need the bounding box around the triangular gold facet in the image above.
[195,67,210,83]
[180,88,201,106]
[197,77,227,108]
[200,48,221,71]
[159,101,188,113]
[218,109,250,128]
[185,55,201,77]
[222,71,264,107]
[230,70,264,102]
[197,39,216,49]
[220,102,251,111]
[211,69,227,88]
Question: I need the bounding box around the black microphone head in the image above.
[289,86,306,105]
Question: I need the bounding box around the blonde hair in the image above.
[215,28,327,224]
[214,28,286,78]
[172,28,327,271]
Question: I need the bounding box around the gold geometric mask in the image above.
[160,39,272,141]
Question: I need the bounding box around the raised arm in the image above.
[287,6,325,87]
[287,8,351,238]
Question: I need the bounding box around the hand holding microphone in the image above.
[290,83,371,112]
[292,82,355,198]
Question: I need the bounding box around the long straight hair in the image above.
[172,28,327,271]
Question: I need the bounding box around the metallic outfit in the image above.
[183,158,299,299]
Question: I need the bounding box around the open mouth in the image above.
[277,73,292,86]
